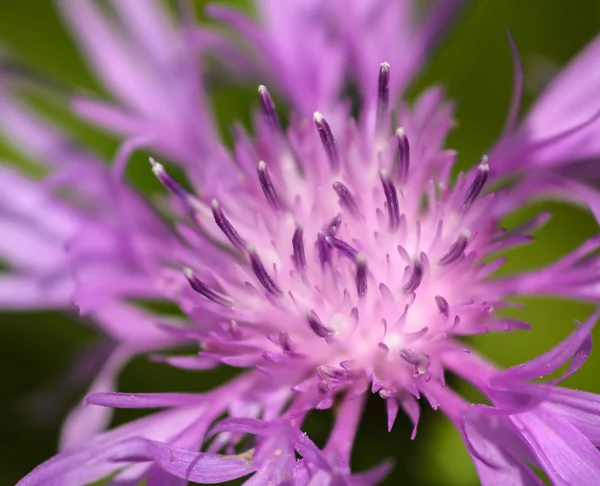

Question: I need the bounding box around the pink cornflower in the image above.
[4,1,600,484]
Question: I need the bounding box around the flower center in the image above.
[154,65,496,400]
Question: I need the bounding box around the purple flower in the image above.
[206,0,466,112]
[0,97,188,449]
[5,1,600,485]
[456,312,600,485]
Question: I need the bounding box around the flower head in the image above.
[155,75,499,410]
[5,1,600,485]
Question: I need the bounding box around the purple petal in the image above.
[491,311,598,385]
[349,459,394,485]
[150,355,218,371]
[400,394,420,440]
[386,399,399,432]
[499,30,523,140]
[462,411,543,486]
[86,392,204,409]
[210,417,271,437]
[512,409,600,485]
[60,347,133,450]
[518,33,600,167]
[512,384,600,445]
[106,438,255,484]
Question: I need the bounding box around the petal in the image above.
[86,392,205,409]
[509,384,600,445]
[149,354,218,371]
[491,311,598,385]
[0,276,72,309]
[19,404,219,485]
[210,417,272,437]
[89,304,185,350]
[59,0,168,118]
[512,409,600,485]
[386,398,399,432]
[0,97,99,170]
[109,0,178,65]
[518,34,600,166]
[400,394,420,439]
[107,438,255,484]
[462,410,543,486]
[60,346,133,450]
[16,444,126,486]
[348,460,394,486]
[499,30,524,140]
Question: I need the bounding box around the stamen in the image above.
[356,253,368,297]
[257,161,282,209]
[376,62,390,130]
[379,169,400,229]
[332,181,359,216]
[438,230,470,265]
[211,200,247,251]
[249,248,282,295]
[318,365,350,381]
[183,268,233,306]
[399,349,431,378]
[292,227,306,269]
[307,310,334,338]
[317,231,331,267]
[403,260,423,293]
[150,158,188,200]
[279,330,292,352]
[326,236,358,260]
[396,128,410,183]
[434,295,449,317]
[324,215,342,236]
[258,85,281,131]
[463,156,489,208]
[313,112,339,171]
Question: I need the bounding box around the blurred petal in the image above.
[59,346,133,450]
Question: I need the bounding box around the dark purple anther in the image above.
[356,254,368,298]
[435,295,449,317]
[377,62,390,130]
[396,128,410,183]
[257,161,282,209]
[292,227,306,270]
[324,215,342,237]
[307,310,334,338]
[463,156,489,208]
[332,181,359,216]
[399,349,430,377]
[318,366,346,382]
[249,248,282,295]
[326,236,358,260]
[403,260,423,293]
[313,112,339,171]
[211,200,247,252]
[184,268,233,306]
[317,231,331,267]
[258,85,281,131]
[379,169,400,229]
[150,158,188,200]
[279,330,292,352]
[438,230,470,265]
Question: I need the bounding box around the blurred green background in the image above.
[1,0,600,484]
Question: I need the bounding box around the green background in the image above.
[1,0,600,484]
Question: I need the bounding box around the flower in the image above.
[0,96,189,450]
[5,0,600,485]
[205,0,466,112]
[457,312,600,485]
